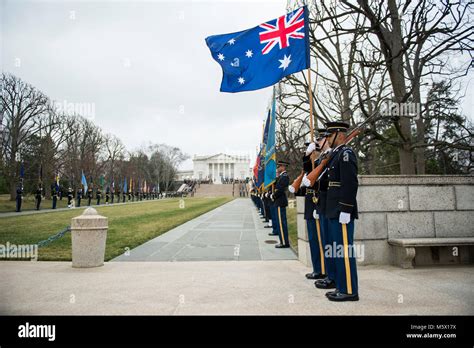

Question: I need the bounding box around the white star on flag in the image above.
[228,38,235,45]
[217,53,225,61]
[278,54,292,70]
[245,49,253,58]
[238,77,245,85]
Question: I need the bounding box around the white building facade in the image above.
[176,153,251,183]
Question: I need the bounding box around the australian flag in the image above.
[205,6,310,93]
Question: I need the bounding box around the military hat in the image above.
[277,160,290,166]
[325,121,350,133]
[304,128,328,146]
[316,128,328,140]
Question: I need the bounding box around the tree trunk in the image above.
[386,0,416,174]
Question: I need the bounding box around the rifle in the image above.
[289,170,304,192]
[305,113,378,186]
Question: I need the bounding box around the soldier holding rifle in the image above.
[303,121,359,302]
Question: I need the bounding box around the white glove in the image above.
[305,142,316,156]
[321,148,332,157]
[339,212,351,224]
[302,174,311,187]
[313,210,319,219]
[288,185,295,194]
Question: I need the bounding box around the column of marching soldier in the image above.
[15,183,164,213]
[250,121,359,302]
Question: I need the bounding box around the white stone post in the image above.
[71,207,108,268]
[296,196,312,267]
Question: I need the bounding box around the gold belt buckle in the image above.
[312,196,318,204]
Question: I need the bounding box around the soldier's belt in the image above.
[306,189,316,194]
[328,181,341,187]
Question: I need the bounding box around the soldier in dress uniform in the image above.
[76,187,83,207]
[87,186,93,206]
[51,184,58,209]
[105,186,110,204]
[299,129,330,280]
[35,183,43,211]
[67,187,74,208]
[271,160,290,248]
[16,183,23,212]
[110,185,115,204]
[116,187,121,204]
[96,187,102,205]
[320,121,359,302]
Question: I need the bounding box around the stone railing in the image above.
[297,175,474,267]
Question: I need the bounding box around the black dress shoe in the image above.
[305,272,326,280]
[264,225,272,228]
[275,244,290,248]
[325,289,339,298]
[315,279,336,289]
[327,292,359,302]
[268,233,278,236]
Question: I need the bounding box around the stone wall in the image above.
[297,175,474,267]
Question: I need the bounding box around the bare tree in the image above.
[1,73,50,199]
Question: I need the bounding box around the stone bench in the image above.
[388,237,474,268]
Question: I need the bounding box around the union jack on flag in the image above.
[205,6,310,93]
[259,7,306,55]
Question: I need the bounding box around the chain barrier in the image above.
[36,226,71,248]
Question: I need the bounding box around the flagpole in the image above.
[307,68,316,142]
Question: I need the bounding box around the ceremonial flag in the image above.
[100,175,105,188]
[55,171,60,191]
[205,6,310,92]
[256,116,269,189]
[253,156,260,182]
[81,171,88,192]
[264,90,277,188]
[129,178,132,192]
[20,163,25,178]
[123,177,128,194]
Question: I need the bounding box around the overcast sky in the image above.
[1,0,287,170]
[1,0,473,171]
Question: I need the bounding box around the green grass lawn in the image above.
[0,194,73,212]
[0,197,232,261]
[287,204,297,251]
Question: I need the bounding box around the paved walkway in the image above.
[1,261,473,315]
[112,198,296,261]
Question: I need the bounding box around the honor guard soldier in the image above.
[110,186,114,204]
[301,129,329,280]
[76,187,83,207]
[16,184,23,212]
[128,189,132,202]
[271,160,290,248]
[96,187,102,205]
[67,187,74,208]
[266,187,278,236]
[51,184,58,209]
[116,187,120,203]
[35,183,43,211]
[87,186,93,206]
[322,121,359,302]
[105,186,110,204]
[313,136,337,292]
